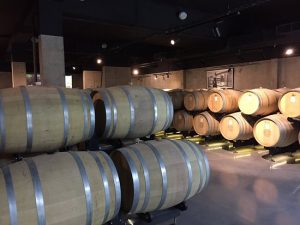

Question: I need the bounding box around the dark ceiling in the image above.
[0,0,300,73]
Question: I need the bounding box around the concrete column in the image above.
[11,62,27,87]
[72,74,83,89]
[38,34,65,87]
[83,70,102,89]
[0,72,12,88]
[102,66,131,87]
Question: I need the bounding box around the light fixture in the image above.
[72,66,76,70]
[132,69,139,75]
[178,11,188,20]
[285,48,294,56]
[170,39,176,46]
[167,73,170,78]
[101,43,108,49]
[96,58,102,64]
[154,74,158,80]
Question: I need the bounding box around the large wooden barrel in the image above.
[219,112,255,141]
[253,114,299,147]
[238,88,283,116]
[168,90,185,110]
[0,86,95,154]
[184,90,210,112]
[92,86,173,139]
[207,89,241,113]
[111,139,210,213]
[193,111,220,136]
[173,110,193,131]
[278,88,300,119]
[0,151,121,225]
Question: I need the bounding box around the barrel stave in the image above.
[112,140,210,214]
[0,86,95,154]
[0,152,120,225]
[93,86,172,139]
[253,114,299,147]
[193,111,220,136]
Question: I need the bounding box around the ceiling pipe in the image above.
[110,0,272,52]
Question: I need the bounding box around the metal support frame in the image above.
[106,202,187,225]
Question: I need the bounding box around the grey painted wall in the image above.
[103,66,131,87]
[184,57,300,90]
[132,70,184,90]
[132,57,300,90]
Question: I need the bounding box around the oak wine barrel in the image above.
[168,90,185,110]
[173,110,193,131]
[92,86,173,139]
[111,139,210,213]
[184,90,210,112]
[238,88,283,116]
[207,89,241,113]
[193,111,220,136]
[278,88,300,119]
[0,151,121,225]
[219,112,255,141]
[253,114,299,147]
[0,86,95,154]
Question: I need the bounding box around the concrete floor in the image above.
[176,148,300,225]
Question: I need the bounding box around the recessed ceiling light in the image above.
[170,39,176,45]
[96,58,102,64]
[285,48,294,56]
[178,11,188,20]
[132,69,139,75]
[72,66,76,70]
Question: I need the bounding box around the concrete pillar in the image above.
[83,70,102,89]
[11,62,27,87]
[72,74,83,89]
[0,72,12,88]
[38,34,65,87]
[102,66,131,87]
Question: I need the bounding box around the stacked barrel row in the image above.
[169,89,242,137]
[0,85,210,225]
[169,88,300,148]
[0,85,173,155]
[0,139,210,225]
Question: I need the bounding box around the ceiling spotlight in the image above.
[72,66,76,70]
[285,48,294,56]
[96,58,102,64]
[170,39,176,46]
[178,11,188,20]
[133,69,139,75]
[154,74,158,80]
